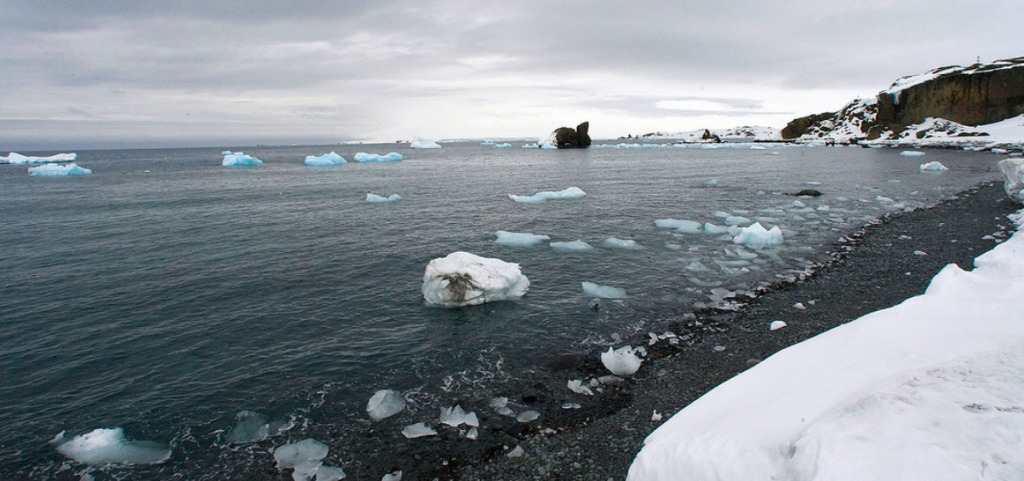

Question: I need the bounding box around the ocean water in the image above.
[0,142,1002,478]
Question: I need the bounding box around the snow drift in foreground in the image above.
[508,186,586,203]
[1,152,77,164]
[422,252,529,307]
[53,428,171,465]
[28,163,92,176]
[628,211,1024,481]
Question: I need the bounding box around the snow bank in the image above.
[999,158,1024,204]
[495,231,550,247]
[222,152,263,166]
[354,152,403,163]
[304,152,346,166]
[422,252,530,307]
[28,163,92,176]
[366,193,402,203]
[410,137,441,149]
[582,281,628,299]
[628,214,1024,481]
[1,152,76,164]
[54,428,171,465]
[366,389,405,421]
[508,187,586,203]
[732,222,783,249]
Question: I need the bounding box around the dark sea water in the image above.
[0,142,1002,479]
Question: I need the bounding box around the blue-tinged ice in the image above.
[582,281,628,299]
[367,389,406,421]
[366,193,402,203]
[440,405,480,428]
[602,237,643,249]
[508,186,586,203]
[304,151,346,166]
[733,222,784,249]
[540,143,558,150]
[724,215,752,226]
[655,219,701,234]
[494,143,512,148]
[920,161,949,172]
[551,240,595,252]
[354,152,403,162]
[1,152,76,164]
[28,163,92,176]
[221,150,232,155]
[53,428,171,465]
[223,152,263,166]
[274,438,329,481]
[703,223,730,234]
[410,137,441,149]
[495,231,550,247]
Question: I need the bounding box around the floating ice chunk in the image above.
[770,320,787,331]
[1,152,77,164]
[876,195,894,203]
[522,143,539,148]
[316,466,347,481]
[489,397,514,416]
[223,152,263,166]
[274,439,329,481]
[703,223,730,234]
[998,158,1024,203]
[226,410,286,444]
[221,150,232,155]
[724,216,751,226]
[919,161,948,172]
[652,410,664,422]
[494,143,512,148]
[508,186,586,203]
[402,423,437,439]
[655,219,702,233]
[733,222,783,249]
[540,143,558,150]
[28,163,92,176]
[601,346,643,376]
[602,237,643,249]
[366,389,405,421]
[410,137,441,149]
[366,193,402,203]
[422,252,530,307]
[516,410,541,423]
[354,152,403,162]
[705,178,719,186]
[382,471,403,481]
[495,231,550,247]
[551,240,594,252]
[568,379,594,395]
[581,281,628,299]
[792,200,806,208]
[900,150,926,156]
[304,152,346,166]
[439,405,479,428]
[54,428,171,465]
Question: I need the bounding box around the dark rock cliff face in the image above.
[549,121,592,148]
[781,112,835,139]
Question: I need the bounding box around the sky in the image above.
[2,1,1023,150]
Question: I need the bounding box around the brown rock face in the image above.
[548,121,592,148]
[781,112,835,139]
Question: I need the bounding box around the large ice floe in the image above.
[628,209,1024,481]
[354,152,403,163]
[53,428,171,465]
[28,163,92,176]
[1,152,77,164]
[508,186,586,203]
[409,137,441,149]
[222,152,263,166]
[304,152,346,166]
[422,252,529,307]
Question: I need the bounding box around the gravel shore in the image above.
[446,180,1020,481]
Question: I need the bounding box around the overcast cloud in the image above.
[2,0,1022,149]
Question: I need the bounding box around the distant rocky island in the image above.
[543,121,592,149]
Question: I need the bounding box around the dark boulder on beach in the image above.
[547,121,592,148]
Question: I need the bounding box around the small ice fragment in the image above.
[602,237,643,249]
[508,187,585,203]
[316,466,347,481]
[304,152,346,166]
[792,200,806,208]
[656,219,702,233]
[703,223,730,234]
[651,411,663,422]
[366,193,402,203]
[732,222,784,249]
[516,410,541,423]
[920,161,949,172]
[354,152,403,162]
[382,470,403,481]
[770,320,788,331]
[914,250,928,256]
[551,240,594,252]
[226,410,283,444]
[705,178,718,186]
[366,389,405,421]
[439,405,479,427]
[402,423,437,439]
[713,345,727,352]
[562,402,582,409]
[410,137,441,149]
[567,379,594,396]
[274,439,329,472]
[507,446,525,458]
[222,152,263,166]
[54,428,171,465]
[793,302,806,310]
[724,216,751,226]
[581,281,627,299]
[600,346,642,376]
[900,150,926,156]
[494,143,512,148]
[495,231,550,247]
[28,163,92,176]
[466,427,479,440]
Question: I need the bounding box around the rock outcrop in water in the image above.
[545,121,592,148]
[782,57,1024,141]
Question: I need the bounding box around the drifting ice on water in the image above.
[422,252,530,307]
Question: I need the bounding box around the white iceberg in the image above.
[999,158,1024,203]
[401,423,437,439]
[508,186,586,203]
[422,252,530,307]
[28,163,92,176]
[602,237,643,249]
[655,219,702,234]
[919,161,949,172]
[366,389,405,421]
[900,150,926,156]
[304,152,346,166]
[732,222,784,249]
[223,152,263,166]
[495,230,550,247]
[366,193,402,203]
[1,152,77,164]
[54,428,171,465]
[601,346,643,376]
[439,405,479,428]
[354,152,403,162]
[494,143,513,148]
[550,240,595,252]
[582,281,628,299]
[410,137,441,149]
